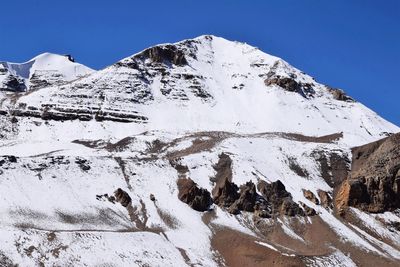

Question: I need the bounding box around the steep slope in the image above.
[0,35,399,266]
[1,35,397,146]
[0,53,94,92]
[336,133,400,213]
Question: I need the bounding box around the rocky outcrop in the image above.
[303,189,319,205]
[264,72,315,98]
[177,178,212,212]
[312,150,350,188]
[114,188,132,207]
[335,133,400,213]
[211,153,236,206]
[317,190,333,209]
[1,75,26,92]
[327,87,354,102]
[141,45,187,66]
[299,202,317,216]
[258,180,308,216]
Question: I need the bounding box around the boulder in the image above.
[114,188,132,207]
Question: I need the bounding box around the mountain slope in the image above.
[2,35,397,147]
[0,35,399,267]
[0,53,94,92]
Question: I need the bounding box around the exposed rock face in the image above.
[114,188,132,207]
[258,180,306,216]
[212,179,239,210]
[211,153,237,208]
[312,149,350,188]
[177,178,212,212]
[336,133,400,213]
[210,154,270,215]
[231,181,258,212]
[264,62,315,98]
[1,75,27,92]
[142,45,187,66]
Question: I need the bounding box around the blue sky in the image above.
[1,0,399,126]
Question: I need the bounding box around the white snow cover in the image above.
[0,52,93,91]
[0,35,399,266]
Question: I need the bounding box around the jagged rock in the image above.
[258,180,305,216]
[317,190,333,209]
[2,75,26,92]
[212,179,239,209]
[265,77,301,92]
[230,181,258,212]
[211,153,239,209]
[299,202,317,216]
[142,45,187,66]
[114,188,132,207]
[65,54,75,62]
[7,156,17,163]
[230,181,270,215]
[280,199,305,216]
[335,133,400,213]
[150,194,156,201]
[177,178,212,212]
[210,154,270,215]
[264,74,315,98]
[311,150,350,188]
[303,189,319,205]
[75,157,90,171]
[327,87,354,102]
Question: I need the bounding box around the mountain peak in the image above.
[0,52,94,92]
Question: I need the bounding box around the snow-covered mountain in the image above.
[0,35,399,267]
[0,53,93,92]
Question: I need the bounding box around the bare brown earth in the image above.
[211,226,304,267]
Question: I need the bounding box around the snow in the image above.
[0,52,94,91]
[306,248,357,267]
[0,35,399,266]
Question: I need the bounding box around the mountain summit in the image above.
[0,36,399,266]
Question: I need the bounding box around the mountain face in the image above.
[0,35,399,267]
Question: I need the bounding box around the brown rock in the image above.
[144,45,187,66]
[212,179,239,209]
[302,189,319,205]
[299,202,317,216]
[258,180,305,217]
[211,153,239,211]
[317,190,333,209]
[177,178,212,212]
[265,76,301,93]
[335,133,400,213]
[327,87,354,102]
[230,181,258,212]
[114,188,132,207]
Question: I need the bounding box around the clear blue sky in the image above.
[1,0,399,126]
